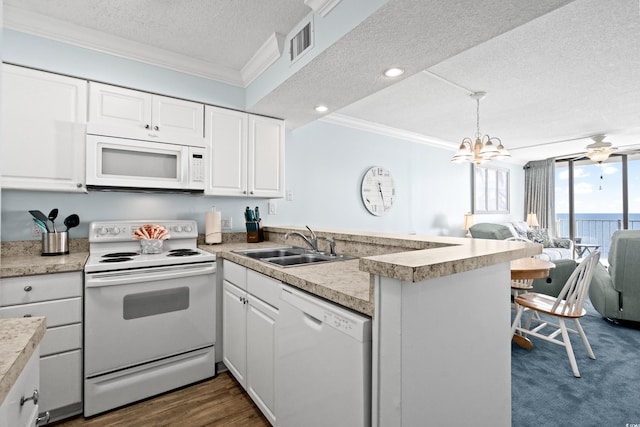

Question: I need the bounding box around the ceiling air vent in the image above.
[290,21,313,62]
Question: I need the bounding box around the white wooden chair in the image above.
[510,251,600,377]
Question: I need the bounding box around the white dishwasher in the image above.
[276,284,372,427]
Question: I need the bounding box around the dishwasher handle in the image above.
[281,286,327,323]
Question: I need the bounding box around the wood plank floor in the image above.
[52,372,270,427]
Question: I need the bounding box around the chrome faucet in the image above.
[284,226,318,251]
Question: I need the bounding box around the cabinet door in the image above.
[0,347,39,427]
[204,106,248,196]
[1,64,87,192]
[247,295,278,425]
[222,281,247,387]
[88,82,153,140]
[248,115,285,198]
[153,95,204,147]
[39,350,82,416]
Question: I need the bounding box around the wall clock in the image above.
[361,166,395,216]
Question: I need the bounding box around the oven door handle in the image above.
[85,264,215,288]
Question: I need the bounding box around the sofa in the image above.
[469,222,574,261]
[589,230,640,323]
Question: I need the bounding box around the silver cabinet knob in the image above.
[154,125,159,131]
[20,389,39,406]
[24,285,33,292]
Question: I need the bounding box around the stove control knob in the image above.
[98,227,109,236]
[173,225,183,233]
[110,227,120,235]
[184,225,193,233]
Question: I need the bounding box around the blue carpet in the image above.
[512,300,640,426]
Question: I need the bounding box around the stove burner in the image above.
[102,252,139,258]
[99,257,134,263]
[167,249,199,257]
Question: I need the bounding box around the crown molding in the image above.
[4,5,244,87]
[241,32,285,86]
[304,0,342,17]
[320,113,457,151]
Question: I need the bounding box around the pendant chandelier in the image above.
[451,92,510,164]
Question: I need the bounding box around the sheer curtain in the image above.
[524,159,556,235]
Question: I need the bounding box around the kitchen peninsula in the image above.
[210,226,539,427]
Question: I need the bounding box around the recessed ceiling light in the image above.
[383,67,405,78]
[314,105,328,113]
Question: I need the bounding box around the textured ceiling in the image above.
[5,0,640,164]
[5,0,310,72]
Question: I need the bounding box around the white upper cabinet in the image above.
[248,115,285,198]
[205,106,284,198]
[1,64,88,192]
[88,82,205,147]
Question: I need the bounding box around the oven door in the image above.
[84,263,215,377]
[86,134,196,190]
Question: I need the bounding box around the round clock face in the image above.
[361,166,395,216]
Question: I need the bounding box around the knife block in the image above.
[246,220,264,243]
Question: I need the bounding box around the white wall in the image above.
[0,30,524,242]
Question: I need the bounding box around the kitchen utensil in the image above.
[32,218,48,233]
[29,210,51,232]
[64,214,80,231]
[48,208,59,232]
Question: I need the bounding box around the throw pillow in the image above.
[511,221,530,238]
[527,228,552,248]
[551,238,572,249]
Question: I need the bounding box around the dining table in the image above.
[510,257,556,350]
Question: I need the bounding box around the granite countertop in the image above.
[200,242,373,315]
[0,317,47,406]
[200,229,540,317]
[0,252,89,278]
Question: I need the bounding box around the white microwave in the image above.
[86,135,205,193]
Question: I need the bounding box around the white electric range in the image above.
[84,220,216,417]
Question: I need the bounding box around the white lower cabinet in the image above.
[0,346,40,427]
[0,272,83,424]
[222,261,279,425]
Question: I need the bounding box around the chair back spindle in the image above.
[551,251,600,316]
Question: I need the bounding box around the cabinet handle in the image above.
[243,190,247,195]
[36,411,51,426]
[250,191,254,195]
[145,124,151,129]
[20,389,39,406]
[36,412,51,425]
[154,125,159,131]
[23,314,32,318]
[77,183,83,188]
[24,285,33,292]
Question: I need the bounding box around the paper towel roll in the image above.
[205,211,222,244]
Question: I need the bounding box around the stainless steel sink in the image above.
[232,246,354,267]
[234,247,306,259]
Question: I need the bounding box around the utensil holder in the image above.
[42,231,69,256]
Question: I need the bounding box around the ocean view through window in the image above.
[555,154,640,259]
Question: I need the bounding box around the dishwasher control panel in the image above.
[324,311,355,334]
